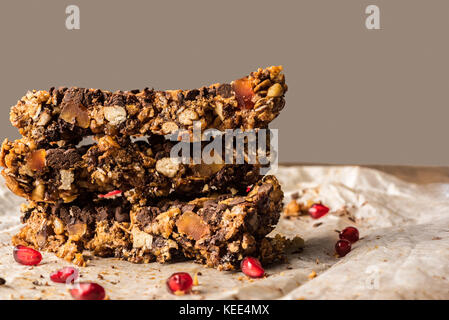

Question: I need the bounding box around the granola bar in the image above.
[12,176,295,270]
[0,135,261,203]
[10,66,287,144]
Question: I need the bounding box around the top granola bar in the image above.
[11,66,287,144]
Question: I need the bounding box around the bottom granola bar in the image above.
[13,176,301,270]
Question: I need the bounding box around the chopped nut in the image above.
[308,270,317,279]
[214,102,224,121]
[59,169,74,190]
[36,111,51,126]
[131,227,154,249]
[60,101,90,128]
[67,223,87,241]
[31,184,45,201]
[161,121,179,134]
[53,217,65,235]
[155,157,180,178]
[178,109,199,126]
[103,106,127,126]
[266,83,283,97]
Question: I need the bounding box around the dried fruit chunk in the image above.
[166,272,193,294]
[176,211,209,241]
[70,282,105,300]
[26,149,46,171]
[232,77,255,109]
[50,266,79,283]
[241,256,264,278]
[13,245,42,266]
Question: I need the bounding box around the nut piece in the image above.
[131,227,154,249]
[60,100,90,128]
[31,184,45,201]
[103,106,127,126]
[67,223,87,241]
[161,122,179,134]
[36,111,51,126]
[266,83,283,97]
[53,217,65,235]
[26,149,46,171]
[156,157,180,178]
[176,211,210,241]
[59,169,74,190]
[214,102,224,121]
[178,109,199,126]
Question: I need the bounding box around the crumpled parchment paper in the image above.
[0,165,448,300]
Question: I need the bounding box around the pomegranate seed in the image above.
[339,226,359,243]
[246,185,252,193]
[166,272,193,294]
[241,257,265,278]
[50,267,79,284]
[98,190,122,198]
[335,239,352,257]
[308,203,329,219]
[70,282,105,300]
[13,245,42,266]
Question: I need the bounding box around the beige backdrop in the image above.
[0,0,448,165]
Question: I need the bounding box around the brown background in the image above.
[0,0,448,165]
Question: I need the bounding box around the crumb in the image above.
[432,237,442,240]
[193,273,199,286]
[313,222,323,228]
[0,277,5,285]
[284,199,301,217]
[291,192,299,200]
[308,271,317,279]
[97,274,104,280]
[315,258,320,264]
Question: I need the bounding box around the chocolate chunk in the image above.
[135,207,160,226]
[46,149,81,170]
[217,84,232,98]
[184,89,200,101]
[96,207,111,221]
[114,207,130,223]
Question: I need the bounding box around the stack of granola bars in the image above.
[0,66,296,270]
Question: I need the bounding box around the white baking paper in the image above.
[0,165,448,300]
